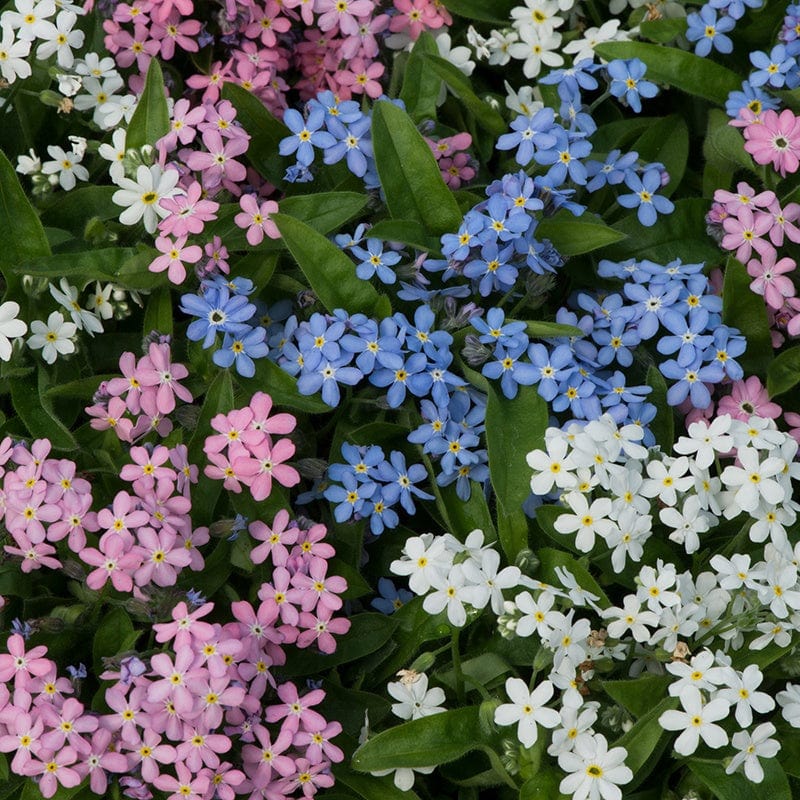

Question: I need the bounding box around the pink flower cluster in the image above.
[86,341,194,442]
[0,536,350,799]
[203,392,300,501]
[426,131,476,189]
[708,182,800,343]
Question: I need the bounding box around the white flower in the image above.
[730,415,785,451]
[515,589,560,638]
[726,722,780,783]
[85,282,114,320]
[56,72,81,96]
[510,0,564,31]
[715,665,775,727]
[636,561,680,612]
[40,144,88,191]
[98,127,127,182]
[370,765,435,791]
[528,436,578,495]
[0,301,27,361]
[36,10,84,69]
[562,19,628,64]
[547,702,599,757]
[504,81,544,117]
[49,278,103,336]
[434,31,475,76]
[67,135,87,159]
[749,619,791,651]
[557,732,633,800]
[0,24,32,84]
[709,553,759,591]
[603,596,659,643]
[15,148,40,176]
[461,548,521,614]
[390,534,451,595]
[555,494,616,553]
[75,51,117,78]
[466,25,490,60]
[648,605,699,653]
[96,93,137,129]
[494,677,560,747]
[487,28,518,65]
[777,682,800,727]
[4,0,55,42]
[720,447,786,514]
[554,566,602,613]
[640,456,692,506]
[757,563,800,618]
[673,415,733,470]
[507,23,564,79]
[608,463,649,517]
[665,650,728,696]
[548,611,591,672]
[605,507,651,573]
[387,673,446,721]
[659,495,711,554]
[658,685,729,756]
[112,164,182,234]
[72,74,125,121]
[423,564,471,627]
[27,311,76,364]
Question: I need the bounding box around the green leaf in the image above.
[594,41,740,105]
[400,32,441,123]
[436,652,511,693]
[590,118,654,155]
[639,16,687,42]
[0,149,50,297]
[367,219,443,254]
[439,0,516,23]
[352,706,484,771]
[273,212,382,315]
[421,54,506,136]
[646,365,673,451]
[45,374,117,399]
[534,505,578,552]
[11,367,77,451]
[613,696,678,783]
[371,100,462,236]
[92,606,138,675]
[335,767,422,800]
[241,358,330,414]
[125,58,169,149]
[537,548,611,609]
[281,192,368,234]
[722,256,773,377]
[524,320,584,339]
[688,757,792,800]
[603,674,671,718]
[485,384,547,560]
[631,114,689,197]
[537,213,626,256]
[280,613,397,677]
[222,83,290,186]
[322,683,391,738]
[767,345,800,397]
[40,186,118,233]
[606,198,724,264]
[143,286,173,337]
[703,109,754,190]
[520,770,569,800]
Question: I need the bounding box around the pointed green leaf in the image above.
[767,345,800,397]
[335,767,422,800]
[125,58,169,149]
[367,219,443,254]
[281,191,368,234]
[688,757,791,800]
[11,367,77,451]
[612,696,678,784]
[631,114,689,197]
[273,212,382,315]
[646,365,673,451]
[371,100,462,236]
[241,358,329,414]
[534,505,578,553]
[537,214,626,256]
[524,320,584,339]
[438,0,516,23]
[400,32,441,123]
[639,17,687,43]
[93,607,137,675]
[0,150,50,297]
[603,674,671,718]
[594,41,740,105]
[143,286,173,337]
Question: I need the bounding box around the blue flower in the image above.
[703,326,746,380]
[396,305,453,358]
[323,116,374,177]
[376,451,433,514]
[335,222,371,249]
[296,356,362,407]
[482,340,538,399]
[527,343,574,401]
[279,107,337,166]
[623,280,682,339]
[552,369,601,418]
[371,578,413,614]
[539,59,600,100]
[660,358,725,408]
[617,168,674,227]
[479,194,533,242]
[307,90,363,124]
[329,443,385,483]
[656,309,713,367]
[686,6,735,57]
[407,399,451,453]
[725,80,779,119]
[585,149,639,193]
[370,352,432,407]
[351,238,401,284]
[709,0,763,21]
[496,107,558,166]
[601,371,652,408]
[441,211,486,261]
[436,451,489,501]
[470,307,527,347]
[535,129,592,186]
[427,422,480,475]
[213,326,269,377]
[324,472,376,522]
[66,663,87,680]
[296,313,346,371]
[362,492,400,535]
[340,317,404,375]
[592,317,641,368]
[750,45,797,89]
[180,286,257,349]
[607,58,659,114]
[463,241,518,296]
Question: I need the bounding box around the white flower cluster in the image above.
[390,529,522,627]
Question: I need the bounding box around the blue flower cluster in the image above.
[179,276,271,378]
[323,444,433,535]
[336,225,404,286]
[278,91,404,187]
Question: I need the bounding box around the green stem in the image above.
[588,90,611,115]
[451,627,465,704]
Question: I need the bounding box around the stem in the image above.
[451,627,465,704]
[588,91,611,115]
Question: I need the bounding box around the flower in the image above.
[494,677,560,747]
[27,312,77,364]
[112,164,183,233]
[743,108,800,177]
[617,168,674,227]
[41,144,89,191]
[658,685,729,755]
[725,722,780,783]
[0,301,27,361]
[387,672,446,720]
[557,733,633,800]
[234,195,279,245]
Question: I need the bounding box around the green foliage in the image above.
[125,58,170,150]
[400,32,441,123]
[10,367,77,451]
[92,607,139,675]
[688,758,792,800]
[646,365,673,451]
[536,214,627,256]
[766,344,800,397]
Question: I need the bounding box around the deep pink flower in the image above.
[152,12,201,59]
[150,234,204,285]
[137,342,193,415]
[717,375,782,421]
[293,720,344,763]
[185,129,249,189]
[297,606,351,654]
[287,757,335,797]
[134,527,192,587]
[0,635,52,684]
[81,535,142,592]
[0,712,44,772]
[158,180,219,237]
[237,437,300,501]
[720,206,774,262]
[85,396,134,441]
[241,724,295,784]
[154,600,216,649]
[107,352,146,414]
[713,182,775,215]
[292,557,347,613]
[338,58,385,98]
[158,98,207,153]
[743,108,800,177]
[234,194,280,245]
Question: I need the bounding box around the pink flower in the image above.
[185,129,249,190]
[4,540,62,572]
[440,152,475,189]
[97,490,149,546]
[316,0,374,35]
[205,407,260,455]
[293,721,344,763]
[154,600,216,649]
[237,437,300,501]
[297,606,351,654]
[134,527,192,587]
[287,757,335,796]
[104,685,150,743]
[152,12,201,59]
[122,728,176,783]
[120,445,176,488]
[158,98,206,153]
[40,697,98,754]
[717,376,782,421]
[292,556,347,613]
[176,727,232,771]
[0,635,53,684]
[150,234,203,285]
[713,182,775,215]
[107,351,146,414]
[81,536,142,592]
[185,60,233,104]
[264,681,327,732]
[389,0,444,39]
[743,108,800,177]
[338,58,385,98]
[249,510,299,566]
[138,342,193,415]
[205,762,245,800]
[720,206,773,262]
[244,0,291,46]
[0,712,44,772]
[158,180,219,237]
[241,724,295,784]
[747,251,797,309]
[258,566,304,626]
[78,728,128,795]
[85,396,134,441]
[249,392,297,435]
[21,746,81,798]
[234,194,280,245]
[153,761,209,800]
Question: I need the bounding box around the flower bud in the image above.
[409,652,436,673]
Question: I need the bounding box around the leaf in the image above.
[241,358,330,414]
[590,117,654,155]
[646,365,673,451]
[11,367,77,451]
[533,505,578,552]
[639,16,687,43]
[520,770,570,800]
[436,652,511,693]
[606,198,724,264]
[352,706,484,771]
[537,548,611,608]
[594,41,740,105]
[92,606,138,675]
[688,757,792,800]
[143,286,173,337]
[703,109,754,184]
[280,613,397,677]
[367,219,443,254]
[0,149,50,297]
[222,83,290,186]
[45,374,117,399]
[438,0,516,23]
[125,58,169,150]
[334,767,422,800]
[524,320,584,339]
[767,345,800,397]
[40,186,119,233]
[421,54,506,136]
[722,256,773,377]
[485,384,547,560]
[613,696,678,785]
[281,192,368,235]
[631,114,689,197]
[371,100,462,236]
[273,212,382,316]
[603,674,671,718]
[536,214,627,256]
[400,32,441,123]
[428,476,496,542]
[321,683,391,738]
